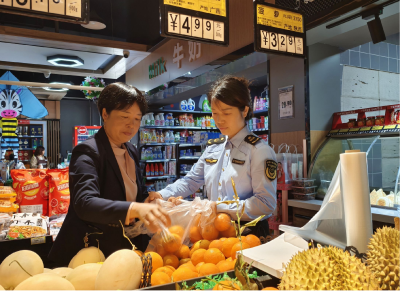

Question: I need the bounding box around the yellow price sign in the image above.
[372,126,383,131]
[384,124,397,129]
[339,128,350,133]
[360,127,371,131]
[164,0,226,17]
[330,129,339,133]
[349,128,360,132]
[256,4,303,33]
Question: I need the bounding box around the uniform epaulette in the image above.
[207,137,226,146]
[244,135,261,146]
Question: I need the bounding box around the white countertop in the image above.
[288,199,399,224]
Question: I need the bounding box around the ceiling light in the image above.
[47,55,84,67]
[43,82,70,92]
[81,11,106,30]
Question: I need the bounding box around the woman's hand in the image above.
[129,203,170,232]
[145,192,163,203]
[167,196,183,206]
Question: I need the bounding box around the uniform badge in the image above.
[205,158,218,164]
[244,135,261,146]
[265,160,277,181]
[232,159,245,165]
[207,137,225,146]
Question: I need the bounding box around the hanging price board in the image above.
[160,0,229,46]
[0,0,89,24]
[254,1,305,58]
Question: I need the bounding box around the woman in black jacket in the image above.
[49,83,169,266]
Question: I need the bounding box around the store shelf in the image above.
[179,156,200,160]
[141,126,203,130]
[140,159,176,163]
[180,171,191,175]
[252,128,269,132]
[179,143,203,147]
[18,135,43,138]
[253,109,269,114]
[18,148,36,150]
[145,175,176,180]
[139,143,178,147]
[148,109,213,114]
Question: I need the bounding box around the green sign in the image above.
[149,57,167,79]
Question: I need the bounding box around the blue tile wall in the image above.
[340,40,400,73]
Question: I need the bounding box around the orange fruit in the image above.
[146,252,163,272]
[179,258,191,265]
[156,244,167,257]
[163,233,182,253]
[216,260,234,272]
[213,280,240,290]
[214,213,232,231]
[243,234,261,248]
[220,223,237,238]
[152,231,163,244]
[195,262,205,273]
[175,245,190,259]
[163,254,179,269]
[191,248,207,266]
[190,240,210,256]
[204,248,225,265]
[231,242,251,259]
[198,263,220,276]
[165,265,176,272]
[189,226,203,243]
[171,268,198,282]
[221,238,240,257]
[151,272,171,286]
[209,240,224,252]
[226,257,233,262]
[169,225,185,238]
[202,224,219,241]
[154,266,174,277]
[180,261,196,272]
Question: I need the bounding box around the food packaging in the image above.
[375,115,385,126]
[365,117,375,126]
[47,169,70,217]
[291,179,315,187]
[292,193,316,200]
[291,186,317,194]
[347,119,356,128]
[6,213,48,240]
[357,119,366,127]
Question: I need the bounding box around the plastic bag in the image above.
[279,162,347,248]
[289,144,304,180]
[276,144,292,184]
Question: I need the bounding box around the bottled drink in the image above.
[150,164,154,176]
[155,163,159,176]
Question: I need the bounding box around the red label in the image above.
[78,127,88,135]
[18,120,30,125]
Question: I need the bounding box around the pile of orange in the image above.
[147,213,262,286]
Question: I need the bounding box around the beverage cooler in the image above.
[17,120,47,163]
[72,126,101,147]
[309,104,400,208]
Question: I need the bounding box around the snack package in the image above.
[11,169,49,215]
[0,186,19,213]
[47,169,70,217]
[7,213,48,240]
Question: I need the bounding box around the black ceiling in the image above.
[276,0,348,19]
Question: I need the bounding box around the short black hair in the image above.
[35,146,45,157]
[97,82,148,119]
[207,76,253,121]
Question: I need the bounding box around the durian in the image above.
[366,226,400,290]
[279,246,380,290]
[371,189,386,205]
[386,194,395,206]
[377,197,393,207]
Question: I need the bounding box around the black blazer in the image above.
[48,127,149,266]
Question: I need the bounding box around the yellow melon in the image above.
[68,247,105,269]
[66,263,101,290]
[51,267,73,278]
[14,273,75,290]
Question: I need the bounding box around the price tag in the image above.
[66,0,82,17]
[330,129,339,133]
[360,127,371,131]
[372,126,383,131]
[13,0,30,9]
[349,128,360,132]
[0,0,11,6]
[384,124,397,129]
[180,14,192,36]
[32,0,48,12]
[295,37,303,55]
[168,12,180,34]
[192,17,203,38]
[203,19,214,40]
[269,32,279,51]
[260,31,270,49]
[278,34,287,52]
[31,236,46,245]
[278,85,294,119]
[287,36,295,53]
[213,21,225,42]
[339,129,350,133]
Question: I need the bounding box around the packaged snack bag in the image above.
[10,169,49,215]
[47,168,70,216]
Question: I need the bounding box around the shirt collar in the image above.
[227,126,252,149]
[110,140,126,156]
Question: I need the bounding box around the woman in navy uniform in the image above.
[49,83,169,266]
[152,76,277,237]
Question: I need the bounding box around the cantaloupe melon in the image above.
[14,273,75,290]
[68,247,105,269]
[51,267,73,278]
[95,249,142,290]
[0,250,44,289]
[0,284,4,290]
[66,263,101,290]
[43,268,52,273]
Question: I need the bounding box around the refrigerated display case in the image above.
[72,126,101,147]
[17,120,47,164]
[309,105,400,210]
